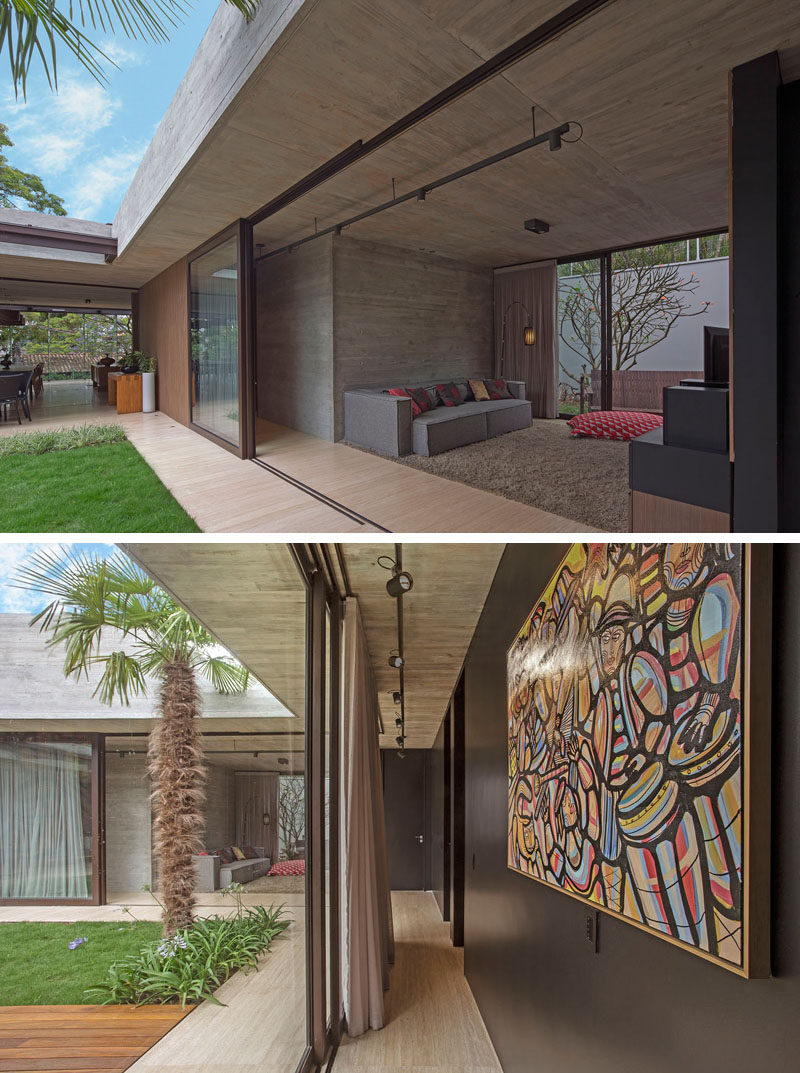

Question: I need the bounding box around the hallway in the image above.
[332,892,501,1073]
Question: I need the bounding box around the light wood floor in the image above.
[0,383,589,532]
[333,891,502,1073]
[0,1004,192,1073]
[125,920,307,1073]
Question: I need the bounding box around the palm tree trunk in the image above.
[148,659,206,935]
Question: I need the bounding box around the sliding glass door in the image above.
[0,735,104,904]
[557,233,729,415]
[188,219,255,456]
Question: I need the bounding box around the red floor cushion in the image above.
[267,860,306,877]
[567,410,663,441]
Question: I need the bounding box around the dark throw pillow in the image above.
[484,378,513,400]
[386,387,419,416]
[435,382,463,407]
[404,385,436,417]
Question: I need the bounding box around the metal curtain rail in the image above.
[247,0,616,228]
[259,121,571,261]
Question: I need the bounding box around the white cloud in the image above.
[13,79,120,176]
[100,41,147,68]
[69,143,147,218]
[0,543,50,614]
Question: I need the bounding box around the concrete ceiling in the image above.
[2,0,799,304]
[125,542,504,749]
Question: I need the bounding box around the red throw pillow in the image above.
[244,846,258,860]
[386,386,419,416]
[484,378,512,400]
[435,382,463,407]
[567,410,662,441]
[215,848,234,865]
[405,386,436,416]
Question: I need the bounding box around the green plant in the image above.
[12,547,249,932]
[0,423,126,457]
[136,352,157,375]
[1,0,261,98]
[85,904,289,1007]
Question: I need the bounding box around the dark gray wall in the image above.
[255,236,334,440]
[332,235,494,439]
[429,712,449,919]
[463,543,799,1073]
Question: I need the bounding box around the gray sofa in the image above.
[343,378,531,457]
[192,846,271,892]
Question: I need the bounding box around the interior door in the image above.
[383,749,427,890]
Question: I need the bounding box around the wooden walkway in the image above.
[0,1004,192,1073]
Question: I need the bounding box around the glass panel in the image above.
[189,234,240,445]
[557,258,602,415]
[0,738,93,900]
[610,235,730,412]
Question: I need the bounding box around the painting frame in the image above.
[506,543,771,978]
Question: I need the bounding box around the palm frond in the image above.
[2,0,260,97]
[196,654,250,695]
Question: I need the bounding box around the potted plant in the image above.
[137,353,158,413]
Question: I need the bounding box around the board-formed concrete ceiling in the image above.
[125,542,504,749]
[2,0,799,302]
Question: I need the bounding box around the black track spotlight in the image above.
[386,569,414,597]
[392,690,402,705]
[548,129,563,151]
[395,735,404,747]
[388,653,404,669]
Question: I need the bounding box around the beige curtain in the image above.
[494,261,558,418]
[340,597,394,1036]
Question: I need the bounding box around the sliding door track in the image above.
[251,457,390,531]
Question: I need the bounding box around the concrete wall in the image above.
[332,236,494,440]
[204,764,236,851]
[255,237,334,440]
[105,754,152,894]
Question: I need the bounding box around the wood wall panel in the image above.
[255,238,334,440]
[332,235,493,440]
[137,256,190,426]
[630,490,730,532]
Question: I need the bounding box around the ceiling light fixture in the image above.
[388,654,404,669]
[524,218,550,234]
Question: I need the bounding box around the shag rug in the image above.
[242,874,305,894]
[348,419,629,532]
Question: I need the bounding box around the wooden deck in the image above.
[0,1004,192,1073]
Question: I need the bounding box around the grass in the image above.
[0,423,126,457]
[0,921,162,1005]
[0,426,200,531]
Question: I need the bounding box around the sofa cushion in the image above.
[435,381,463,407]
[484,399,532,438]
[231,845,246,860]
[469,378,490,401]
[484,377,513,400]
[454,380,473,402]
[412,408,486,456]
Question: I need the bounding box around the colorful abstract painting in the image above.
[508,544,745,967]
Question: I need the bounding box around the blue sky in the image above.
[2,1,220,222]
[0,543,116,614]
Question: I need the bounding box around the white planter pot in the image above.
[142,371,156,413]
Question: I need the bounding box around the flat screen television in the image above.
[704,325,730,385]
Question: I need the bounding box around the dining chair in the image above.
[0,371,33,424]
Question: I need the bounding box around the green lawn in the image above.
[0,921,162,1005]
[0,437,200,532]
